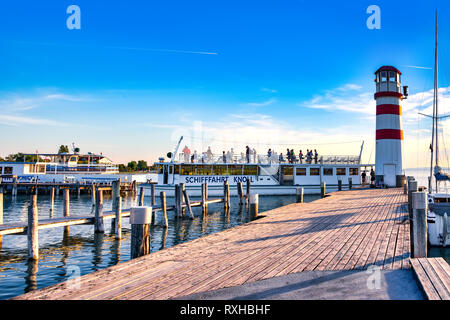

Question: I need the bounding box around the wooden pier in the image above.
[14,187,436,300]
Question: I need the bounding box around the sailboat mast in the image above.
[429,11,438,193]
[434,11,439,192]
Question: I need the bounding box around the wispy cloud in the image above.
[243,98,277,107]
[261,88,277,93]
[0,114,67,126]
[404,65,433,70]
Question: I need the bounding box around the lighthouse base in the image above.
[375,175,405,187]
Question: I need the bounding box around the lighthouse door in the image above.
[383,164,396,187]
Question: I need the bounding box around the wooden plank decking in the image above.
[15,187,411,300]
[410,258,450,300]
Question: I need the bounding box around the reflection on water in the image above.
[0,193,316,300]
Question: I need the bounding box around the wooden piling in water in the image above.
[49,187,55,217]
[112,179,120,212]
[348,178,352,190]
[180,183,186,217]
[160,191,168,228]
[412,191,428,258]
[237,182,244,205]
[338,179,342,191]
[114,196,122,240]
[63,189,70,235]
[27,194,39,260]
[175,185,180,217]
[249,194,258,219]
[138,187,145,206]
[183,188,195,220]
[151,184,156,207]
[224,181,230,209]
[321,182,326,198]
[130,207,152,259]
[94,189,104,233]
[201,183,207,213]
[296,187,304,203]
[246,179,251,204]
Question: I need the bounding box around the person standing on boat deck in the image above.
[290,149,295,163]
[361,170,367,187]
[230,148,235,163]
[222,151,227,163]
[267,149,272,163]
[182,145,191,163]
[206,147,213,163]
[252,148,257,163]
[299,150,303,164]
[279,153,284,163]
[286,149,291,163]
[226,150,232,163]
[314,149,318,164]
[370,169,375,187]
[246,146,250,163]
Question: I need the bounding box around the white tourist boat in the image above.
[150,137,374,196]
[0,152,153,184]
[424,13,450,247]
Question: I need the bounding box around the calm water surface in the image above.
[0,192,319,300]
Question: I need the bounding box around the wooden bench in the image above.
[410,258,450,300]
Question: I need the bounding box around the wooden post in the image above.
[246,179,251,204]
[95,189,104,233]
[237,182,244,205]
[114,196,122,239]
[63,188,70,235]
[27,194,39,260]
[183,188,195,220]
[151,183,156,207]
[321,182,326,198]
[139,186,145,206]
[338,179,342,191]
[91,184,96,212]
[160,191,168,228]
[412,191,428,258]
[348,177,352,190]
[296,187,304,203]
[403,180,408,195]
[49,187,55,217]
[408,179,418,254]
[130,207,152,259]
[12,178,17,197]
[175,185,180,217]
[180,183,186,217]
[201,183,207,214]
[224,181,230,209]
[112,179,120,212]
[249,193,259,219]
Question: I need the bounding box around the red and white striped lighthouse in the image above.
[374,66,404,187]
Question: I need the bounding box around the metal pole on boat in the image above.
[412,191,428,258]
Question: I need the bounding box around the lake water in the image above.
[0,192,319,300]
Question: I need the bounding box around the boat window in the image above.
[4,167,13,174]
[174,165,180,175]
[228,165,243,175]
[180,165,195,175]
[69,156,77,162]
[323,168,333,176]
[157,164,163,174]
[0,167,2,174]
[196,165,212,175]
[310,168,320,176]
[381,71,387,82]
[349,168,359,175]
[243,165,258,175]
[296,168,306,176]
[336,168,346,175]
[212,165,227,175]
[389,71,396,82]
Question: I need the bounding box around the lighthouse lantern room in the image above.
[374,66,404,187]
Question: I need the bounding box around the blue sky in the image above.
[1,0,450,168]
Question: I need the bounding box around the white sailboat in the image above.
[426,12,450,247]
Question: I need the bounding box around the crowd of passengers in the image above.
[181,146,320,164]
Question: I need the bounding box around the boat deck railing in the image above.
[175,153,361,165]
